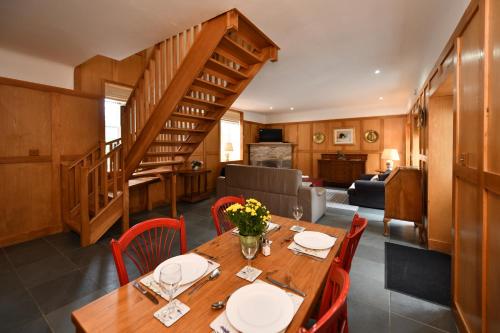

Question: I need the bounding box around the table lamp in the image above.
[224,142,234,162]
[381,148,400,171]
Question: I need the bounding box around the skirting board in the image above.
[0,225,63,247]
[428,238,452,254]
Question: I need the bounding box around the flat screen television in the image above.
[259,128,283,142]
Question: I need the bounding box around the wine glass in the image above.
[292,204,303,223]
[240,237,259,275]
[159,263,182,316]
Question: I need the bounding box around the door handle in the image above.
[459,153,467,166]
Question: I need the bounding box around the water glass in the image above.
[240,236,259,274]
[292,205,303,221]
[159,263,182,315]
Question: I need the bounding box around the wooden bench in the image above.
[128,177,161,212]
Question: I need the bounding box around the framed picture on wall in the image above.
[333,128,355,144]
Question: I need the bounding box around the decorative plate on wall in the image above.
[313,132,326,144]
[364,130,379,143]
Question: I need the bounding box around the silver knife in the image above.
[266,276,307,297]
[133,281,159,304]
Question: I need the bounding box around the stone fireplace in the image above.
[248,143,294,168]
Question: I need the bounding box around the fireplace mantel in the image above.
[248,143,296,168]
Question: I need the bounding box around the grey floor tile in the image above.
[78,257,120,292]
[390,313,448,333]
[46,289,108,333]
[349,256,385,284]
[0,288,42,331]
[66,243,113,268]
[15,254,78,288]
[390,292,457,332]
[29,270,100,314]
[348,271,390,311]
[347,298,390,333]
[44,231,81,253]
[3,316,51,333]
[354,242,385,263]
[4,238,59,267]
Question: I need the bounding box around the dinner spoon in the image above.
[211,294,231,310]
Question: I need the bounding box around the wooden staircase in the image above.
[61,9,279,246]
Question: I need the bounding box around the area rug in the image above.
[385,242,451,306]
[325,189,358,212]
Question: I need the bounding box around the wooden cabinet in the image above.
[383,167,424,241]
[318,153,367,187]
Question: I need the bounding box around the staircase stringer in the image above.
[124,13,234,179]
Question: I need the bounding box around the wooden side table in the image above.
[177,168,212,203]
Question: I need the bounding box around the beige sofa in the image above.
[216,164,326,223]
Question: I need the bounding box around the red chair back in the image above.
[300,266,350,333]
[336,213,368,273]
[211,195,245,235]
[110,217,187,286]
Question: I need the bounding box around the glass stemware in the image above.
[292,204,303,224]
[159,263,182,316]
[240,236,260,275]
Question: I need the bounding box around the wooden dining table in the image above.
[71,215,346,332]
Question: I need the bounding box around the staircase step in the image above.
[145,151,192,157]
[160,127,207,134]
[192,78,237,96]
[206,58,248,80]
[218,36,263,65]
[182,96,226,109]
[171,112,216,121]
[139,161,184,169]
[151,140,200,146]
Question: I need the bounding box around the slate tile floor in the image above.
[0,197,457,332]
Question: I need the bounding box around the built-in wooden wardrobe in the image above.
[407,0,499,331]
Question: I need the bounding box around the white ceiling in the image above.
[0,0,469,116]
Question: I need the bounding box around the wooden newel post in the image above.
[80,166,90,246]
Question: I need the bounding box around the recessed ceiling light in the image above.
[269,106,273,110]
[379,96,384,100]
[374,69,381,74]
[290,107,294,111]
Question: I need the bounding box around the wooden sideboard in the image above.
[318,153,367,187]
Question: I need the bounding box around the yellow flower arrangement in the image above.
[226,198,271,236]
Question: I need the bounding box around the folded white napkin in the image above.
[154,299,190,327]
[209,279,304,333]
[231,222,280,236]
[288,241,333,259]
[140,255,220,300]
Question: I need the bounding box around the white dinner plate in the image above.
[153,253,208,286]
[226,283,294,333]
[293,231,336,250]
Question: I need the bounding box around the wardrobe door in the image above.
[486,0,500,331]
[454,9,484,333]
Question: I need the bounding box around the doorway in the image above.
[427,73,454,253]
[103,82,132,143]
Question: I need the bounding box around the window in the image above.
[104,83,132,143]
[220,110,242,162]
[104,98,124,142]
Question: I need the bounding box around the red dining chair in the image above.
[211,195,245,236]
[335,213,368,273]
[110,217,187,286]
[299,265,350,333]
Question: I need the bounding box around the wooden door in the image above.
[485,0,500,331]
[454,8,484,333]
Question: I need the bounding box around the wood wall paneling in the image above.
[0,82,101,246]
[455,178,482,333]
[266,115,406,177]
[427,95,454,253]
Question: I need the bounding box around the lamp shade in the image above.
[381,148,400,161]
[224,142,234,152]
